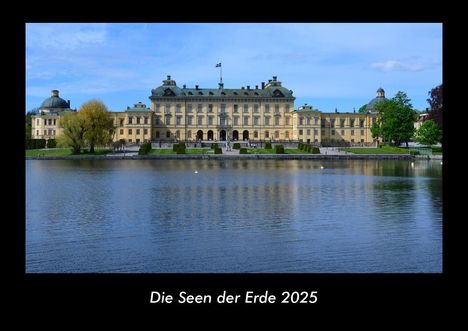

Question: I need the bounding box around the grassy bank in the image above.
[340,146,410,154]
[149,148,212,155]
[26,148,112,157]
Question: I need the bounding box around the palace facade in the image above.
[31,76,384,146]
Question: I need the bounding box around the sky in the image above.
[26,23,442,113]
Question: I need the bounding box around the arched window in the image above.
[275,131,279,139]
[187,130,192,139]
[254,131,258,138]
[265,131,269,138]
[285,131,289,138]
[166,131,170,138]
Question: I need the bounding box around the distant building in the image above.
[31,78,386,146]
[414,111,430,129]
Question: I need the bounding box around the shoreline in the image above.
[24,154,442,160]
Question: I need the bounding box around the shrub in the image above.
[176,144,186,154]
[26,138,46,149]
[172,143,179,151]
[239,148,248,154]
[298,143,303,150]
[138,141,152,155]
[46,139,57,148]
[265,142,272,149]
[311,147,320,154]
[214,147,222,154]
[233,143,241,150]
[211,143,219,149]
[275,144,285,154]
[409,150,420,155]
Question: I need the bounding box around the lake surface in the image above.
[26,159,442,273]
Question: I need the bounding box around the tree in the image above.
[427,84,442,130]
[80,100,115,153]
[372,91,418,147]
[25,110,36,140]
[57,111,87,154]
[358,104,367,113]
[414,119,442,146]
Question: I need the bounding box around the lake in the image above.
[26,159,442,273]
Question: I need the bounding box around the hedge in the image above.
[46,139,56,148]
[211,143,219,149]
[265,142,272,149]
[233,143,241,150]
[138,141,152,155]
[275,144,285,154]
[214,147,222,154]
[239,148,248,154]
[311,147,320,154]
[26,139,46,150]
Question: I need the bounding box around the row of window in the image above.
[152,130,291,139]
[155,103,290,113]
[36,129,56,136]
[121,117,149,125]
[154,116,292,126]
[119,128,149,135]
[36,119,57,126]
[298,129,366,136]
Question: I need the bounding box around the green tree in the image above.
[57,111,87,154]
[80,100,115,153]
[372,91,418,147]
[427,84,442,130]
[25,110,36,140]
[414,119,442,146]
[358,104,367,113]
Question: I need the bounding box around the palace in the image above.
[31,76,384,146]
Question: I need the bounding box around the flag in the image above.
[215,63,221,67]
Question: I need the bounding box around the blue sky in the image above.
[26,23,442,113]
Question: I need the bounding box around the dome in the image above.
[40,90,70,109]
[366,88,387,112]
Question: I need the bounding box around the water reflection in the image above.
[26,159,442,273]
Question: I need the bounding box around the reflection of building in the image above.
[31,77,386,146]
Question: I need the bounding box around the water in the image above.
[26,159,442,273]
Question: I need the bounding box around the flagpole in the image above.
[220,63,222,84]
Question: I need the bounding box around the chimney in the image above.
[268,79,272,83]
[218,82,224,89]
[247,85,250,90]
[51,90,59,97]
[195,85,199,90]
[273,76,277,81]
[261,82,265,89]
[183,84,186,89]
[167,75,171,80]
[255,85,258,89]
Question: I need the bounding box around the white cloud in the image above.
[371,60,426,72]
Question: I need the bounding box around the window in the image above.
[360,120,364,128]
[264,117,270,125]
[299,117,304,125]
[176,116,182,125]
[307,129,310,135]
[36,130,39,136]
[155,131,160,138]
[243,104,248,113]
[340,119,345,127]
[197,104,203,113]
[187,104,193,113]
[265,131,269,138]
[331,130,335,135]
[254,104,259,113]
[176,130,180,138]
[120,119,124,126]
[275,117,280,125]
[243,116,249,125]
[234,117,239,125]
[129,129,133,134]
[176,104,181,113]
[155,104,160,112]
[187,131,192,139]
[361,139,364,143]
[208,104,213,113]
[44,130,47,135]
[314,129,318,136]
[285,131,289,138]
[254,131,258,138]
[350,119,355,127]
[120,129,123,135]
[144,117,148,124]
[285,104,290,113]
[188,116,193,125]
[321,119,326,128]
[253,117,259,125]
[136,117,141,124]
[351,139,355,143]
[165,116,171,125]
[36,119,39,125]
[264,104,270,113]
[48,119,52,125]
[299,129,303,135]
[136,129,140,135]
[233,104,238,113]
[144,129,148,135]
[306,117,311,125]
[331,119,335,128]
[321,130,325,135]
[341,130,345,135]
[166,131,170,138]
[275,131,279,138]
[314,117,319,125]
[208,116,213,125]
[128,117,133,124]
[351,130,354,136]
[156,117,161,125]
[361,130,364,136]
[129,139,132,143]
[275,104,279,113]
[198,116,203,125]
[220,117,225,126]
[165,104,171,114]
[53,119,56,125]
[220,104,226,113]
[136,139,140,144]
[285,117,290,125]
